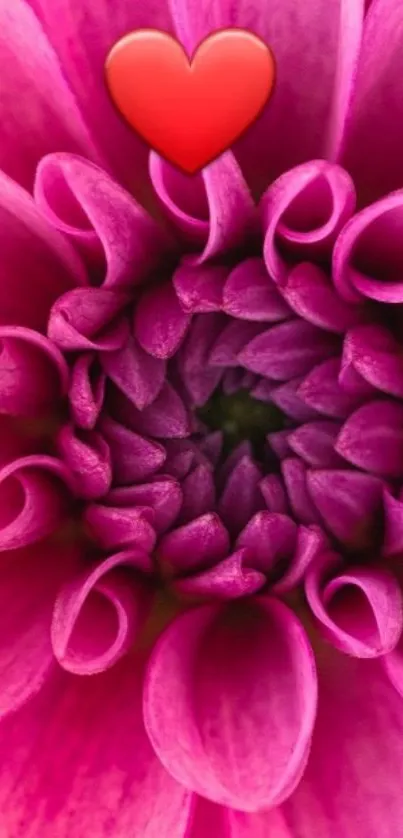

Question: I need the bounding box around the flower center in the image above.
[197,387,284,458]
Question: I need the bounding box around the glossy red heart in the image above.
[105,29,275,175]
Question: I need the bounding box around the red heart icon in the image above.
[105,29,275,175]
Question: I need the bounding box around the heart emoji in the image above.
[105,28,275,175]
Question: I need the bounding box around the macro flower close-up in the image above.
[2,0,403,835]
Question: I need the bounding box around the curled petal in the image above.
[57,424,112,500]
[52,552,151,675]
[306,554,403,657]
[134,281,191,359]
[48,288,128,351]
[0,326,68,416]
[35,154,173,288]
[107,477,183,534]
[333,191,403,302]
[283,263,365,334]
[173,264,228,313]
[144,598,317,810]
[263,161,356,283]
[236,511,297,575]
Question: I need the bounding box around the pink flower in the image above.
[1,0,403,835]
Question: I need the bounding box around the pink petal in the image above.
[223,257,291,321]
[239,320,339,381]
[210,320,264,368]
[259,474,288,514]
[134,282,191,359]
[281,458,321,526]
[187,799,230,838]
[30,0,173,201]
[0,327,68,416]
[298,358,367,418]
[269,377,320,423]
[69,353,105,429]
[272,525,326,595]
[178,314,226,406]
[0,0,99,189]
[333,191,403,302]
[263,162,356,282]
[144,598,317,810]
[101,333,165,410]
[57,424,112,500]
[383,489,403,557]
[173,264,228,313]
[344,324,403,399]
[282,649,403,837]
[35,154,173,287]
[107,477,183,534]
[174,550,265,600]
[126,383,190,439]
[179,464,216,523]
[306,554,403,657]
[0,173,85,330]
[307,469,384,550]
[0,657,192,836]
[52,552,151,675]
[336,400,403,477]
[288,421,344,468]
[100,417,166,484]
[236,511,297,575]
[168,0,363,194]
[283,263,365,334]
[342,0,403,203]
[0,539,78,719]
[48,288,128,352]
[218,457,264,536]
[85,504,156,554]
[158,513,230,576]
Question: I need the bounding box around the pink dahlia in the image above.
[2,0,403,835]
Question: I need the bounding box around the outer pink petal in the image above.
[168,0,364,193]
[0,656,192,837]
[282,650,403,838]
[144,598,317,811]
[0,0,100,189]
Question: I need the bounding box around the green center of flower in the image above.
[198,388,284,458]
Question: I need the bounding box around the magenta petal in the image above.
[307,469,384,549]
[306,554,403,657]
[223,258,291,322]
[0,456,68,550]
[281,458,321,526]
[383,489,403,557]
[283,649,403,837]
[100,417,166,484]
[102,333,165,410]
[298,358,366,418]
[270,377,320,423]
[0,657,192,837]
[384,636,403,699]
[158,513,230,576]
[288,421,344,468]
[188,799,230,838]
[149,153,210,246]
[0,173,85,330]
[263,162,356,282]
[57,424,112,500]
[239,320,338,381]
[336,400,403,477]
[283,263,365,334]
[218,457,264,536]
[174,550,264,600]
[272,525,326,595]
[48,288,128,352]
[236,511,297,575]
[127,383,190,439]
[108,477,183,534]
[210,321,264,368]
[69,353,105,429]
[0,539,77,719]
[259,474,288,514]
[344,324,403,399]
[0,327,68,416]
[178,314,226,406]
[342,0,403,203]
[134,282,191,359]
[144,598,317,810]
[173,264,227,314]
[35,154,173,287]
[333,191,403,302]
[85,503,156,554]
[52,552,151,675]
[179,464,216,523]
[0,0,99,189]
